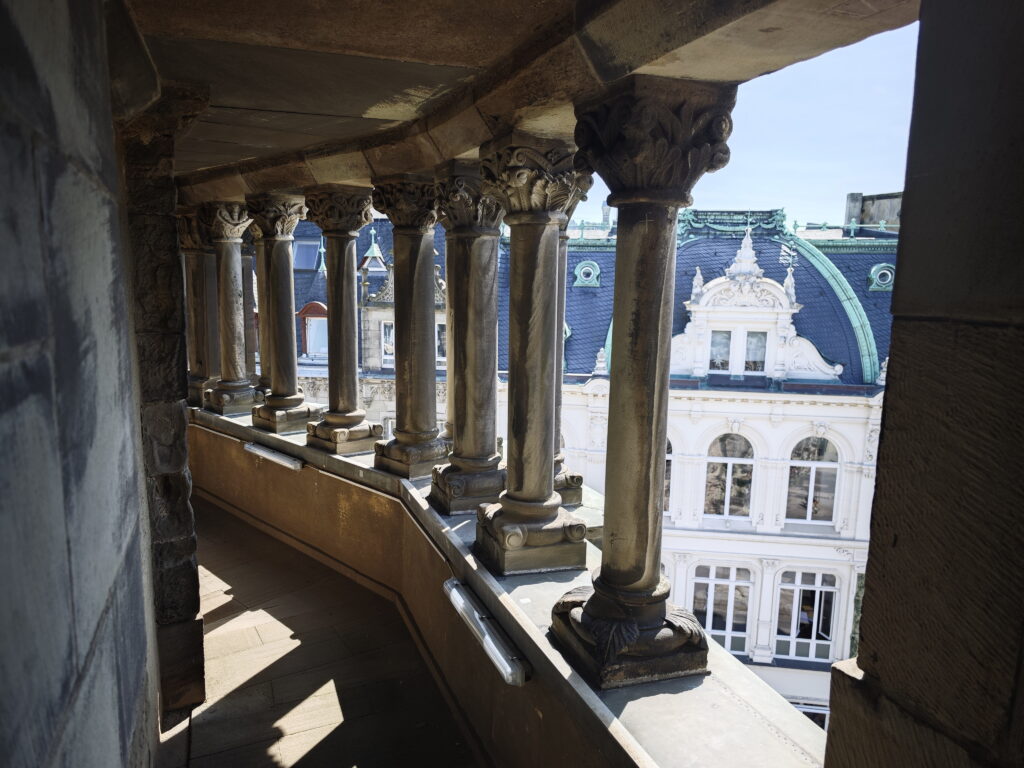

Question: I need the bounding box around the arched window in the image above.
[664,440,673,514]
[704,434,754,517]
[786,438,839,523]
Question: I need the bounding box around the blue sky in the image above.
[573,22,919,228]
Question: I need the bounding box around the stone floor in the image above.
[158,500,477,767]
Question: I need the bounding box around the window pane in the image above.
[663,457,672,512]
[728,462,752,516]
[733,585,749,632]
[730,636,746,652]
[695,565,710,578]
[435,323,447,361]
[737,568,751,581]
[709,433,754,458]
[293,241,320,270]
[711,584,727,630]
[710,330,731,371]
[817,591,834,640]
[781,571,796,584]
[792,437,838,462]
[822,574,836,587]
[692,582,709,627]
[795,641,811,658]
[776,639,789,655]
[745,331,767,372]
[704,463,726,515]
[797,589,815,637]
[381,322,395,363]
[815,643,831,660]
[777,590,794,636]
[787,466,811,519]
[715,567,730,579]
[801,572,816,585]
[812,468,837,521]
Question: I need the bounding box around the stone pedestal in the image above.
[428,161,507,513]
[247,193,323,432]
[371,176,448,478]
[475,137,590,573]
[303,185,383,454]
[202,202,256,415]
[551,76,737,685]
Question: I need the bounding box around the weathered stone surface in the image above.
[136,331,188,403]
[141,400,189,476]
[157,619,206,712]
[155,542,200,625]
[147,471,195,542]
[129,214,185,334]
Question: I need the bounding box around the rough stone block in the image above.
[141,400,189,475]
[157,619,206,713]
[137,332,188,403]
[147,471,195,543]
[154,539,200,624]
[128,214,185,334]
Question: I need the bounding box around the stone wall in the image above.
[825,2,1024,766]
[0,0,159,764]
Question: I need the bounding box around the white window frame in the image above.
[708,328,771,377]
[435,321,447,366]
[690,564,754,656]
[786,440,840,525]
[380,320,395,368]
[703,436,755,519]
[774,570,839,662]
[664,440,673,515]
[708,329,732,372]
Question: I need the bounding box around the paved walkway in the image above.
[159,500,477,767]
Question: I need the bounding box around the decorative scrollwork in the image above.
[586,616,641,665]
[305,186,373,234]
[574,78,737,206]
[247,194,307,238]
[665,606,709,649]
[435,170,505,231]
[200,202,252,241]
[176,208,205,251]
[372,177,437,231]
[480,139,589,215]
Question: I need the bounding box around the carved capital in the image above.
[176,207,206,252]
[574,76,737,207]
[305,184,374,235]
[434,161,505,232]
[200,201,252,242]
[480,134,588,216]
[372,174,437,231]
[246,193,307,239]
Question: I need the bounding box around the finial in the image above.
[878,220,887,232]
[784,265,797,304]
[370,226,376,244]
[690,267,704,301]
[593,347,609,376]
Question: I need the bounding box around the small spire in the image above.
[593,347,608,376]
[725,226,764,283]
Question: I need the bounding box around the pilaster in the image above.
[304,185,384,453]
[371,176,448,477]
[247,193,324,432]
[551,76,737,688]
[429,161,507,513]
[474,134,590,574]
[179,207,216,407]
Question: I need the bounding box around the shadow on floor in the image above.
[161,498,478,768]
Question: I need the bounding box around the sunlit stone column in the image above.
[429,161,507,513]
[372,175,448,477]
[247,193,324,432]
[251,224,272,398]
[475,135,589,574]
[179,207,216,407]
[553,186,590,506]
[241,235,258,386]
[552,76,737,687]
[200,202,257,414]
[304,185,383,453]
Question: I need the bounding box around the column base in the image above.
[554,468,584,507]
[374,437,449,479]
[252,402,324,434]
[206,385,257,415]
[550,578,709,689]
[474,493,587,575]
[187,376,207,408]
[306,419,384,455]
[429,463,506,514]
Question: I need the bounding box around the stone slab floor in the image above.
[158,499,478,767]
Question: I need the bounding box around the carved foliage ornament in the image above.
[247,195,307,238]
[201,202,252,241]
[480,144,589,215]
[434,173,505,231]
[372,180,437,232]
[574,89,734,206]
[305,188,373,234]
[176,210,205,251]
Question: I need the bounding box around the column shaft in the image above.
[241,249,257,384]
[326,234,360,418]
[254,234,272,394]
[181,235,210,407]
[553,222,584,505]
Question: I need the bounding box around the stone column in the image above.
[552,76,737,688]
[179,207,214,407]
[553,189,590,506]
[247,193,324,432]
[251,224,272,398]
[201,202,257,414]
[371,175,448,477]
[304,185,383,453]
[241,235,258,386]
[475,135,590,574]
[429,161,507,513]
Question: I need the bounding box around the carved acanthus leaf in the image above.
[372,178,437,231]
[247,194,307,238]
[574,80,736,206]
[665,606,710,650]
[176,209,206,251]
[435,172,505,231]
[305,186,373,234]
[201,202,252,241]
[586,616,640,665]
[480,141,588,215]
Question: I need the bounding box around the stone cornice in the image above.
[372,175,438,232]
[305,185,374,235]
[574,76,737,207]
[434,162,505,232]
[246,193,307,239]
[479,135,587,216]
[200,201,252,242]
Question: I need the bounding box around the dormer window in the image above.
[745,332,767,372]
[708,330,768,376]
[710,331,731,371]
[573,260,601,287]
